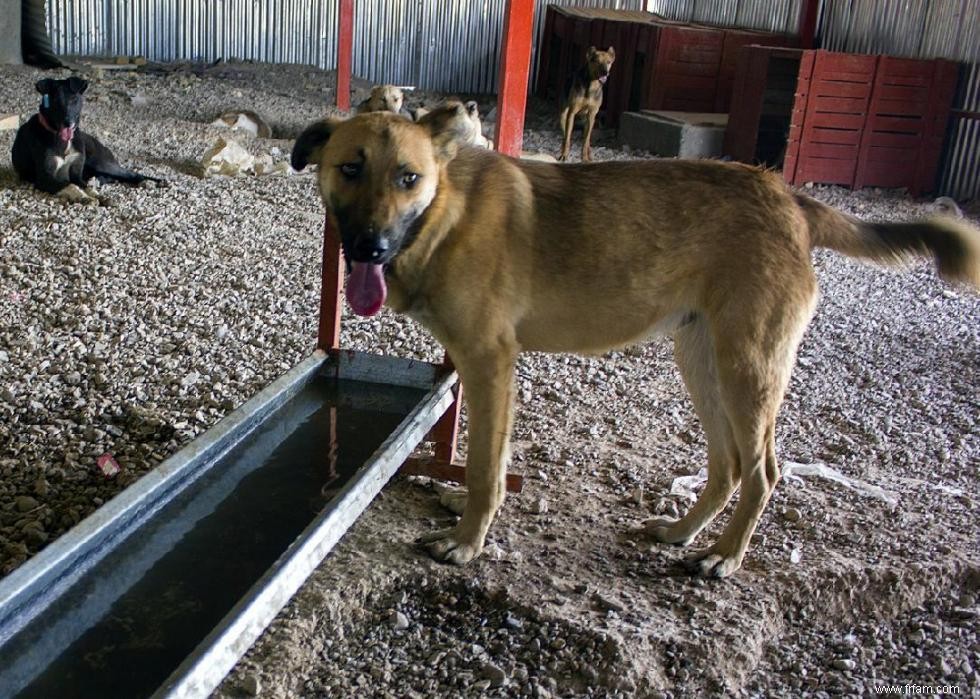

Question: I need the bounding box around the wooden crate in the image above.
[535,6,594,101]
[535,5,796,126]
[854,56,959,195]
[786,51,878,187]
[587,17,643,127]
[645,24,725,112]
[723,45,802,166]
[715,29,797,112]
[728,48,960,194]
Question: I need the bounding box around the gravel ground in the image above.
[1,61,977,697]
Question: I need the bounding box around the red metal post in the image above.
[317,216,344,350]
[494,0,535,157]
[336,0,354,112]
[430,361,462,464]
[797,0,819,49]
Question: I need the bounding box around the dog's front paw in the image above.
[631,517,697,547]
[416,527,483,565]
[683,545,743,578]
[58,184,97,205]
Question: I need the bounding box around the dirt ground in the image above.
[0,61,977,698]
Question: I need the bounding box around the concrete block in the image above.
[618,111,729,159]
[0,114,19,131]
[0,0,22,64]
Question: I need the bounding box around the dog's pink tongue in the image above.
[346,262,387,316]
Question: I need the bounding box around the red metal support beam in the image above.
[430,357,462,464]
[797,0,819,50]
[336,0,354,112]
[494,0,535,157]
[316,217,344,350]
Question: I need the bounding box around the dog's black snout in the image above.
[353,236,389,262]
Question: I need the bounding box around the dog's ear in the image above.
[418,102,472,162]
[587,46,597,59]
[464,100,479,117]
[35,78,55,95]
[291,119,338,170]
[66,77,89,94]
[607,46,616,59]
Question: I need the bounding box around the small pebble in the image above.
[239,673,260,696]
[389,610,409,630]
[15,496,39,513]
[482,662,507,688]
[530,497,549,515]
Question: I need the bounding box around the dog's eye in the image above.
[400,172,419,188]
[339,163,362,180]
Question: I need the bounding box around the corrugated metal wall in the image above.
[47,0,977,198]
[46,0,644,93]
[49,1,340,69]
[647,0,801,33]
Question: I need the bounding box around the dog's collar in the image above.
[37,112,58,134]
[37,112,76,143]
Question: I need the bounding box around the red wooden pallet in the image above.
[854,56,959,195]
[729,48,962,193]
[786,50,878,186]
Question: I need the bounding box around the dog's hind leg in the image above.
[685,282,816,577]
[636,316,739,546]
[88,162,161,186]
[81,133,164,186]
[419,341,518,565]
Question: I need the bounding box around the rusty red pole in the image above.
[798,0,819,49]
[316,217,344,350]
[336,0,354,111]
[494,0,535,157]
[431,360,462,464]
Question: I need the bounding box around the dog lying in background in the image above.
[357,85,405,115]
[412,100,491,149]
[291,104,980,578]
[559,45,615,162]
[12,77,164,204]
[211,109,273,138]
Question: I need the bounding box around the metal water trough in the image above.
[0,349,457,699]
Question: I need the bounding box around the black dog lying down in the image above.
[12,76,164,203]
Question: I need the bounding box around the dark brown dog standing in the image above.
[559,46,615,162]
[292,104,980,578]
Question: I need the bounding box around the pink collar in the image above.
[37,112,76,145]
[37,111,58,134]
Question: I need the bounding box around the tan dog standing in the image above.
[559,46,615,162]
[292,105,980,578]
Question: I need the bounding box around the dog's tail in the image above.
[795,192,980,287]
